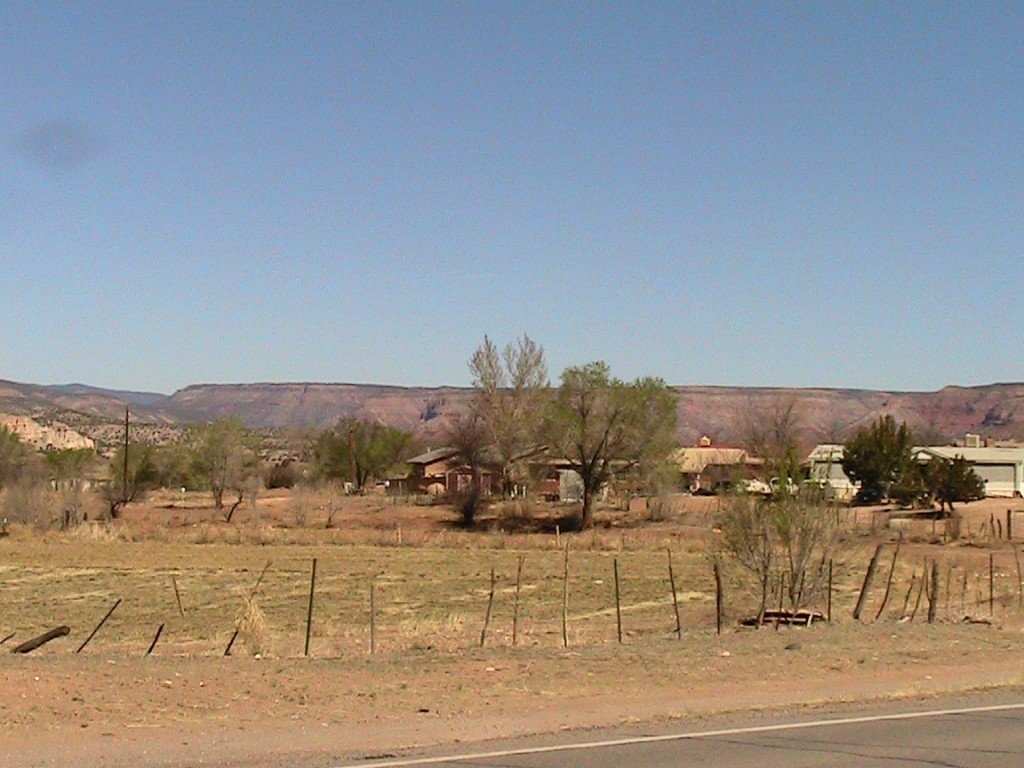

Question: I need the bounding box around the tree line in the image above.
[0,334,680,530]
[0,342,991,534]
[841,414,984,510]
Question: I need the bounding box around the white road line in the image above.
[332,701,1024,768]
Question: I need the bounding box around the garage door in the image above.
[976,464,1017,497]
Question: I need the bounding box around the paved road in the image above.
[333,694,1024,768]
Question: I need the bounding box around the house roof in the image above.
[913,446,1024,464]
[806,444,845,464]
[669,446,760,474]
[407,446,460,465]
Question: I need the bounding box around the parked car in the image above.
[736,478,771,495]
[770,477,800,496]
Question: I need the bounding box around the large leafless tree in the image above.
[467,334,549,495]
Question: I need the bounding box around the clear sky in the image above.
[3,2,1022,394]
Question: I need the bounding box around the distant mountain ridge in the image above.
[43,383,168,408]
[2,378,1024,449]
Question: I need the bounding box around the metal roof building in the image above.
[804,444,858,500]
[913,446,1024,498]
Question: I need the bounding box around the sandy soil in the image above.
[5,619,1024,768]
[4,493,1024,768]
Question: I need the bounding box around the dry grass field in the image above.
[4,489,1024,767]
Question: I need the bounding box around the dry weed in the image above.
[67,521,133,542]
[238,595,268,656]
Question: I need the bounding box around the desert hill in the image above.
[2,378,1024,450]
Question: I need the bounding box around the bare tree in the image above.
[468,335,549,495]
[717,491,842,619]
[716,493,775,620]
[735,394,804,482]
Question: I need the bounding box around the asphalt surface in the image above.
[334,691,1024,768]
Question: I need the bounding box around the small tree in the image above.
[191,417,260,520]
[717,492,775,618]
[445,409,490,526]
[718,491,842,620]
[0,426,32,489]
[926,455,985,513]
[44,448,97,527]
[543,362,677,528]
[842,415,915,503]
[107,443,161,516]
[313,417,412,491]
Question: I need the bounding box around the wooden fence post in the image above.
[561,542,570,648]
[853,544,885,620]
[989,553,995,617]
[171,576,185,618]
[875,538,902,621]
[77,599,121,653]
[480,568,496,648]
[370,580,377,654]
[901,573,917,618]
[304,558,317,657]
[910,565,926,621]
[512,555,524,647]
[614,558,622,644]
[1015,549,1023,612]
[713,558,724,636]
[927,561,939,623]
[146,624,164,656]
[827,559,833,623]
[667,548,681,639]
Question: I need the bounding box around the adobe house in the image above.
[670,436,762,493]
[399,447,493,496]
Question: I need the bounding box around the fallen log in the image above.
[11,626,70,654]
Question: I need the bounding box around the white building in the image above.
[804,444,857,500]
[913,446,1024,498]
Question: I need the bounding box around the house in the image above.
[527,456,586,502]
[670,436,762,493]
[396,447,493,496]
[913,446,1024,498]
[804,444,858,500]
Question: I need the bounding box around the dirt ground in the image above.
[4,492,1024,768]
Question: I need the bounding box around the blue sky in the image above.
[3,2,1022,394]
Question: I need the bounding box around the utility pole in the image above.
[122,406,130,505]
